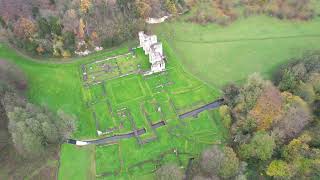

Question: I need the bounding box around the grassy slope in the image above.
[0,43,130,180]
[155,15,320,87]
[0,41,223,179]
[89,43,224,179]
[2,13,320,179]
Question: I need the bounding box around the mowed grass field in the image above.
[155,15,320,87]
[0,41,225,179]
[0,43,135,180]
[2,13,320,180]
[83,44,224,179]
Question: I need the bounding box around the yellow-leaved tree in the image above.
[80,0,91,13]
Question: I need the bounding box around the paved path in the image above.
[67,98,224,146]
[67,121,166,146]
[179,99,224,119]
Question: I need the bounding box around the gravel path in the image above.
[179,99,224,119]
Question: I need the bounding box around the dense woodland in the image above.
[186,0,316,25]
[0,0,186,57]
[0,60,76,178]
[0,0,317,57]
[156,53,320,179]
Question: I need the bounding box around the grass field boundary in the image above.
[174,34,320,44]
[85,52,132,65]
[2,41,136,65]
[140,102,159,144]
[125,109,143,145]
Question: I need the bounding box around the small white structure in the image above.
[75,140,89,146]
[139,31,166,74]
[146,15,171,24]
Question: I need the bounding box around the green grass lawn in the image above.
[82,43,223,179]
[2,13,320,180]
[92,101,113,131]
[0,38,223,179]
[96,144,121,176]
[155,15,320,87]
[109,76,146,104]
[0,43,132,180]
[59,145,96,180]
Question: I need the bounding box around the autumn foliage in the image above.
[249,84,283,130]
[13,18,37,39]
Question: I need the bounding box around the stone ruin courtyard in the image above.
[79,46,225,179]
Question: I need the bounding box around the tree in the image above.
[8,111,45,158]
[37,17,51,38]
[249,84,283,130]
[57,110,76,140]
[294,82,316,103]
[135,0,152,19]
[80,0,91,13]
[272,93,312,143]
[237,73,268,113]
[291,63,307,81]
[278,69,299,92]
[36,45,45,55]
[240,131,276,161]
[63,31,76,51]
[6,103,76,158]
[165,0,178,14]
[48,16,62,36]
[13,17,37,39]
[282,134,312,162]
[78,18,85,39]
[42,121,60,143]
[192,175,220,180]
[156,164,184,180]
[219,147,240,179]
[0,16,5,27]
[200,145,225,176]
[90,31,99,47]
[266,160,293,178]
[219,105,232,129]
[313,100,320,117]
[308,73,320,94]
[278,134,320,179]
[223,84,240,108]
[200,145,240,178]
[62,9,79,33]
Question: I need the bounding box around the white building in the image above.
[139,31,166,73]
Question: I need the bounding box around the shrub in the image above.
[156,164,184,180]
[240,131,276,161]
[219,105,232,129]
